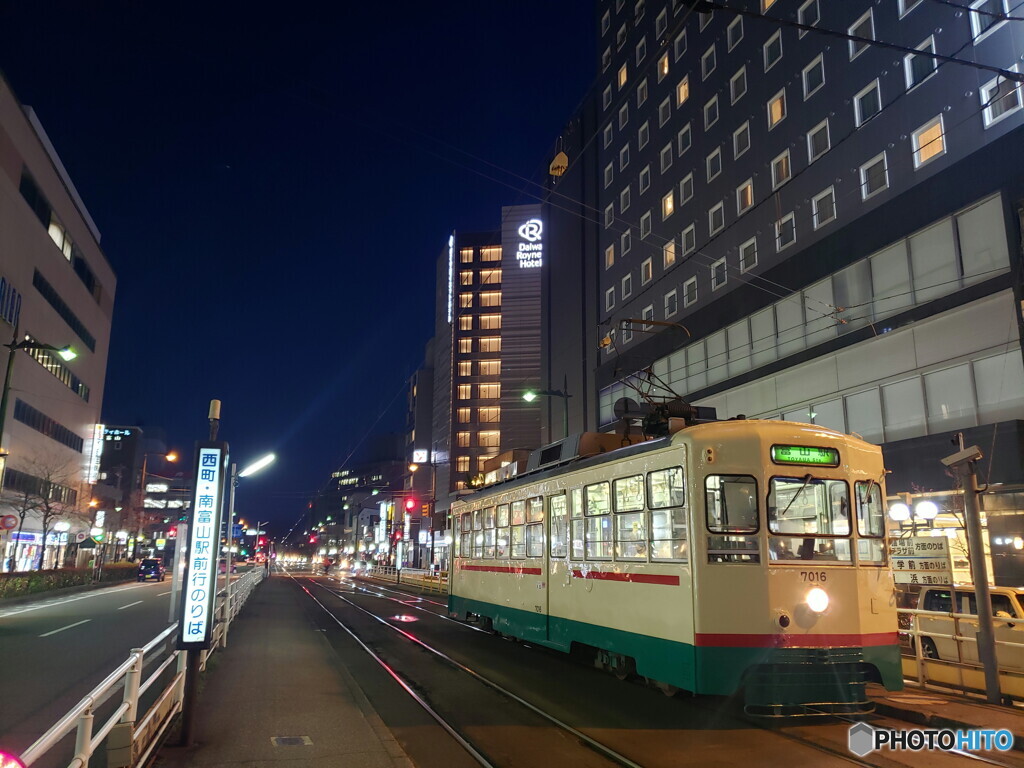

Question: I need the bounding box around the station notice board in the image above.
[890,536,954,586]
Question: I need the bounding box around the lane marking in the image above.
[39,619,91,637]
[0,583,150,619]
[157,591,171,596]
[117,600,144,610]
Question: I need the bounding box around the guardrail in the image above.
[899,606,1024,702]
[363,565,448,594]
[18,567,265,768]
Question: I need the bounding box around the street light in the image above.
[522,375,572,438]
[132,450,178,560]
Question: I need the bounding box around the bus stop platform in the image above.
[155,573,413,768]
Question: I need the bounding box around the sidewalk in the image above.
[870,683,1024,750]
[156,574,414,768]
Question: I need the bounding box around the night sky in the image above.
[0,2,596,533]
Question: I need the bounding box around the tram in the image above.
[448,413,903,714]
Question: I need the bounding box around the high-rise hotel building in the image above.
[546,1,1024,578]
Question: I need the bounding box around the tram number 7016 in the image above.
[800,571,827,583]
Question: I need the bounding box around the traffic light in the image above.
[309,535,317,544]
[259,536,267,547]
[404,498,417,512]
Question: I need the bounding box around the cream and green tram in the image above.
[448,419,903,714]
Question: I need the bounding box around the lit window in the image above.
[771,150,791,189]
[606,287,616,310]
[479,313,501,329]
[479,360,500,376]
[605,244,615,269]
[860,153,889,199]
[701,45,716,80]
[460,270,473,286]
[848,10,873,60]
[682,223,696,254]
[458,338,472,354]
[618,63,628,89]
[710,257,727,289]
[663,239,676,269]
[665,289,678,317]
[775,213,796,251]
[639,165,651,193]
[767,89,786,129]
[706,147,722,181]
[674,29,687,61]
[478,406,500,423]
[798,0,820,33]
[456,456,470,473]
[683,276,697,306]
[659,96,671,127]
[640,210,652,238]
[456,432,471,448]
[622,273,633,299]
[457,408,471,423]
[460,248,474,263]
[764,31,782,71]
[641,258,653,284]
[478,383,501,399]
[458,384,472,399]
[676,76,690,106]
[807,119,830,162]
[970,0,1008,41]
[736,179,753,214]
[727,17,743,50]
[460,294,473,308]
[479,269,501,285]
[704,95,719,129]
[662,191,675,220]
[677,123,691,155]
[638,121,650,149]
[658,53,669,82]
[480,246,501,261]
[812,187,836,229]
[739,237,758,272]
[730,67,747,104]
[479,291,501,307]
[479,336,502,352]
[803,55,824,99]
[905,37,936,89]
[733,121,750,158]
[459,316,472,331]
[660,143,673,173]
[680,173,694,204]
[708,202,725,235]
[911,117,946,167]
[458,361,472,376]
[980,71,1022,126]
[620,144,630,170]
[636,78,648,107]
[763,0,777,9]
[854,80,881,126]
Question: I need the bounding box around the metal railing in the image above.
[18,567,265,768]
[363,565,448,594]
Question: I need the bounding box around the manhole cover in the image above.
[886,695,949,706]
[271,736,313,746]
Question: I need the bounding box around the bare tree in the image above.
[8,452,82,570]
[7,481,42,572]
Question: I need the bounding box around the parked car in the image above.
[137,558,166,582]
[915,584,1024,669]
[218,560,238,574]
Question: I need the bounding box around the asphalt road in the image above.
[0,577,177,756]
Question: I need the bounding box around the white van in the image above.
[916,585,1024,669]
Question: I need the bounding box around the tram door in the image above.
[545,493,570,641]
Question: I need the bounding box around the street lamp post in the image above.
[133,450,178,560]
[522,374,572,439]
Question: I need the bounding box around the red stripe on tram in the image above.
[570,569,680,586]
[694,631,899,648]
[461,564,543,576]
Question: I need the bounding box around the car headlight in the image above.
[806,587,830,613]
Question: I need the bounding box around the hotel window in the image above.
[658,96,671,127]
[682,223,696,254]
[619,103,629,129]
[677,123,691,155]
[739,237,758,272]
[458,361,472,376]
[980,72,1021,126]
[479,336,502,353]
[771,150,791,189]
[479,291,501,307]
[456,432,471,448]
[604,203,615,228]
[860,153,889,199]
[775,212,796,251]
[970,0,1008,41]
[700,10,712,30]
[603,123,614,148]
[479,383,501,399]
[803,55,824,99]
[763,0,777,9]
[663,239,676,269]
[812,186,836,229]
[621,230,633,257]
[764,30,782,71]
[617,22,627,49]
[460,248,474,263]
[620,186,631,213]
[660,143,673,173]
[848,10,873,60]
[601,9,610,34]
[676,76,689,106]
[456,456,470,473]
[458,338,472,354]
[733,121,750,158]
[710,257,727,290]
[680,173,694,204]
[622,273,633,299]
[460,270,473,286]
[618,63,628,89]
[622,322,634,344]
[457,407,471,423]
[900,0,923,13]
[602,47,612,73]
[605,244,615,269]
[798,0,819,34]
[479,360,501,376]
[706,147,722,182]
[460,294,473,308]
[708,202,725,235]
[636,78,648,107]
[642,305,654,329]
[658,52,669,82]
[479,314,501,330]
[640,211,652,238]
[701,45,716,80]
[736,179,753,214]
[807,119,830,162]
[479,431,500,448]
[683,276,697,306]
[674,29,687,61]
[603,85,612,110]
[635,0,645,21]
[480,246,501,261]
[767,89,786,129]
[606,286,616,310]
[459,316,473,331]
[636,36,647,64]
[638,121,650,149]
[620,144,630,170]
[727,16,743,50]
[478,406,500,423]
[604,163,614,188]
[665,289,679,317]
[854,80,881,126]
[662,191,675,220]
[704,95,719,129]
[730,67,747,104]
[458,384,472,399]
[641,258,653,284]
[905,37,936,89]
[477,269,500,286]
[639,165,651,193]
[656,8,668,36]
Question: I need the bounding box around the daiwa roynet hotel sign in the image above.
[516,218,543,268]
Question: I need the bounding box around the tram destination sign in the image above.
[890,536,953,585]
[770,445,840,467]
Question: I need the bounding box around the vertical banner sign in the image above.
[178,441,229,649]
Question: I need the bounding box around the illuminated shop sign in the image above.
[86,424,104,484]
[516,218,543,268]
[447,234,455,323]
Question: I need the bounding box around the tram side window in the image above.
[649,467,685,508]
[614,475,645,511]
[460,531,470,558]
[570,488,584,560]
[585,481,613,559]
[526,523,545,557]
[511,500,526,525]
[473,509,483,530]
[511,524,526,558]
[549,494,568,557]
[483,507,496,559]
[527,496,545,522]
[454,515,462,557]
[705,475,759,533]
[616,511,647,560]
[484,506,496,529]
[461,513,472,532]
[497,504,510,527]
[855,481,885,564]
[650,467,688,561]
[768,478,851,562]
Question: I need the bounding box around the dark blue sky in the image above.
[0,2,596,533]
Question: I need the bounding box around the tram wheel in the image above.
[654,680,678,697]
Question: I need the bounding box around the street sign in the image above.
[232,523,243,539]
[178,442,229,650]
[75,531,87,543]
[0,515,16,530]
[890,536,954,585]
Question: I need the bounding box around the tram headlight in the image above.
[805,587,830,614]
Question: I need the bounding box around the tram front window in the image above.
[768,477,852,562]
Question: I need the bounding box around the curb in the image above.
[0,578,135,607]
[873,700,1024,753]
